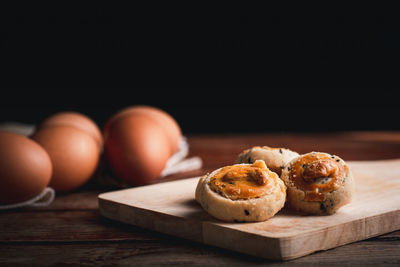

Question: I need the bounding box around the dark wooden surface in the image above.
[1,132,400,266]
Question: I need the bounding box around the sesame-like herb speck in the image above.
[320,203,326,212]
[279,149,283,154]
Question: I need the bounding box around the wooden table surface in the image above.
[1,131,400,266]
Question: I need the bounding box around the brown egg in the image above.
[0,131,52,205]
[38,111,103,149]
[32,126,99,192]
[104,113,170,186]
[104,106,181,155]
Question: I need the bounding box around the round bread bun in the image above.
[280,152,355,215]
[195,160,286,222]
[236,146,299,176]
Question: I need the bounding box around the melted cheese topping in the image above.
[208,160,279,200]
[289,153,346,201]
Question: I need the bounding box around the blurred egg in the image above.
[0,131,52,205]
[104,113,170,186]
[38,111,103,150]
[103,106,181,155]
[32,126,99,192]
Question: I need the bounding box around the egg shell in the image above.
[104,106,181,155]
[38,111,103,150]
[104,113,170,186]
[0,131,52,205]
[32,126,99,192]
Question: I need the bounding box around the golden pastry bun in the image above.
[195,160,286,222]
[280,152,355,215]
[236,146,299,175]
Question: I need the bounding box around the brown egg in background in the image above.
[103,106,182,155]
[32,125,100,193]
[38,111,103,150]
[31,111,103,193]
[0,131,52,205]
[104,113,171,186]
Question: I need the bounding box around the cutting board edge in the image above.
[275,208,400,260]
[97,176,202,200]
[98,197,205,243]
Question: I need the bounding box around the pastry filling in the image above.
[209,160,278,200]
[289,153,346,201]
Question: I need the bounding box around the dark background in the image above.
[1,6,399,133]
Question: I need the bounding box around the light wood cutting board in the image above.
[98,159,400,260]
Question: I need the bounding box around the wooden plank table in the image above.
[1,131,400,266]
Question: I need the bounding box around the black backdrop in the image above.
[1,95,399,133]
[1,6,399,133]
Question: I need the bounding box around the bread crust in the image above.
[236,146,299,175]
[280,152,355,215]
[195,162,286,222]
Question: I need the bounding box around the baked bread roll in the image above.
[195,160,286,222]
[280,152,355,215]
[236,146,299,175]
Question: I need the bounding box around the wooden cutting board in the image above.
[98,159,400,261]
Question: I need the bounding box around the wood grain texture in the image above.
[1,240,399,266]
[0,210,159,242]
[1,132,400,265]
